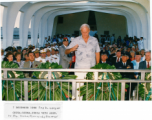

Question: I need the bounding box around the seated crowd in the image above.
[1,34,151,80]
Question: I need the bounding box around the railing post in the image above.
[3,70,7,101]
[94,71,98,101]
[24,80,28,101]
[94,71,98,80]
[48,70,52,80]
[121,82,125,100]
[4,70,7,78]
[141,71,145,81]
[72,81,76,100]
[48,70,51,101]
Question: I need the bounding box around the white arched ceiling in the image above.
[46,6,138,37]
[32,7,127,46]
[34,6,134,47]
[20,2,144,45]
[31,7,86,46]
[19,1,72,47]
[38,5,132,38]
[0,0,150,49]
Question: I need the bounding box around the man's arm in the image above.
[65,49,72,55]
[65,44,79,55]
[96,52,100,64]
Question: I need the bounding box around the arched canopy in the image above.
[0,0,150,50]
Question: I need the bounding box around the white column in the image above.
[2,6,8,49]
[39,20,43,47]
[31,15,35,46]
[19,12,24,47]
[52,16,58,36]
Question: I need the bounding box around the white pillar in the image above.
[31,15,35,46]
[52,16,58,36]
[19,12,24,47]
[39,19,43,47]
[2,6,8,49]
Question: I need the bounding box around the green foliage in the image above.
[145,67,151,80]
[78,63,130,100]
[86,63,122,80]
[1,61,25,100]
[32,62,77,80]
[30,62,77,100]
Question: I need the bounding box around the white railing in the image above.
[1,68,152,101]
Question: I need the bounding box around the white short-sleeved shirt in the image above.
[137,40,144,50]
[45,56,52,63]
[35,57,41,62]
[66,35,100,69]
[51,55,59,64]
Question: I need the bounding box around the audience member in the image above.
[14,52,25,68]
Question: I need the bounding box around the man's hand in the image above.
[65,44,79,55]
[71,44,79,52]
[69,60,72,64]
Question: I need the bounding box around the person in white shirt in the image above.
[131,51,141,79]
[45,48,52,63]
[55,48,60,64]
[131,51,141,97]
[32,48,41,62]
[137,37,144,51]
[40,49,47,63]
[53,41,57,47]
[50,47,59,64]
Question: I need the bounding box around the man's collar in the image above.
[81,35,91,40]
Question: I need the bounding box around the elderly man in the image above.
[65,24,100,70]
[59,37,72,68]
[65,24,100,100]
[139,51,151,69]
